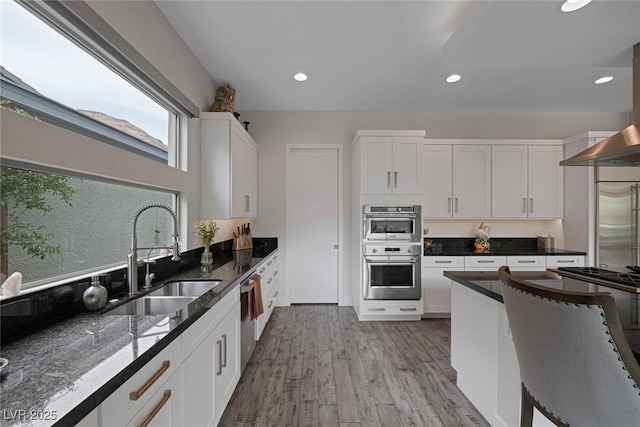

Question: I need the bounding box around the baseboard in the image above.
[339,296,353,307]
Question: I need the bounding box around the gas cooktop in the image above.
[555,266,640,289]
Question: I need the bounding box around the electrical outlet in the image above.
[503,315,512,340]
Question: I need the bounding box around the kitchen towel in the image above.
[250,275,264,320]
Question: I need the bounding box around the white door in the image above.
[286,146,340,303]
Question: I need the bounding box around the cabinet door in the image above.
[245,140,258,217]
[361,137,393,194]
[423,145,453,218]
[452,145,492,218]
[422,257,464,314]
[230,128,247,218]
[392,137,423,194]
[528,146,564,218]
[182,331,218,427]
[491,145,528,218]
[215,302,241,418]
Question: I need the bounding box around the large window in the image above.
[0,0,184,163]
[0,0,196,289]
[1,165,177,288]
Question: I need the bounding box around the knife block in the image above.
[233,232,253,251]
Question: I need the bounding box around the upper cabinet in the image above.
[423,145,492,218]
[356,131,424,195]
[492,145,563,218]
[201,112,258,219]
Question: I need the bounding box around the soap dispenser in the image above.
[83,275,108,311]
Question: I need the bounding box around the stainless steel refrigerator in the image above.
[597,168,640,268]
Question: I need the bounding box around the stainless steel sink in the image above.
[104,295,197,316]
[148,280,221,297]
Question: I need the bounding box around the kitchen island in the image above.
[446,270,640,427]
[0,243,277,427]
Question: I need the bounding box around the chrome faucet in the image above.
[127,203,180,296]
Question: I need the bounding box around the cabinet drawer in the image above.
[546,255,585,268]
[125,370,181,427]
[423,256,464,268]
[464,256,507,269]
[506,256,545,268]
[101,339,181,427]
[182,287,239,361]
[361,300,423,317]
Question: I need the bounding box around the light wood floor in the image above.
[220,304,489,427]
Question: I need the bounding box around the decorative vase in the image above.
[201,245,213,266]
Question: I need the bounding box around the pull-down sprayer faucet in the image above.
[127,203,180,296]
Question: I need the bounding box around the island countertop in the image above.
[444,269,640,361]
[0,246,277,427]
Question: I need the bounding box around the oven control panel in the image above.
[364,244,422,256]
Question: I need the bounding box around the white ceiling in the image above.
[156,0,640,113]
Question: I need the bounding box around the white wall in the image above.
[243,110,629,301]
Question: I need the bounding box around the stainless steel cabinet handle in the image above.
[448,198,452,213]
[368,307,385,312]
[259,268,265,274]
[273,290,279,297]
[245,195,250,212]
[129,360,170,401]
[518,260,536,263]
[222,334,227,368]
[394,171,398,188]
[435,260,452,264]
[523,198,527,213]
[267,278,273,284]
[137,390,171,427]
[387,171,391,188]
[400,308,417,311]
[455,198,459,213]
[556,259,575,263]
[216,340,223,376]
[273,271,278,276]
[268,300,274,308]
[529,198,533,213]
[477,260,495,263]
[267,260,273,266]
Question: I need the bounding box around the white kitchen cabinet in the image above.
[359,299,423,320]
[492,145,563,219]
[75,408,99,427]
[546,255,585,268]
[464,256,506,271]
[423,145,491,218]
[182,288,240,427]
[506,255,546,271]
[126,370,181,427]
[101,338,181,427]
[255,251,279,340]
[201,112,258,219]
[422,256,464,314]
[358,133,424,195]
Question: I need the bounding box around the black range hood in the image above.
[561,43,640,167]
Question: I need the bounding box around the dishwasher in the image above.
[240,278,257,373]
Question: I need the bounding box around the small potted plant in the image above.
[195,219,219,265]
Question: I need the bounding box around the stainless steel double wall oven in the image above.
[363,205,422,300]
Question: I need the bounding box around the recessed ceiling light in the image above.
[293,72,308,82]
[446,74,462,83]
[594,76,614,84]
[560,0,593,13]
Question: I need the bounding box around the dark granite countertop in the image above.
[0,246,278,427]
[423,237,586,256]
[444,270,640,361]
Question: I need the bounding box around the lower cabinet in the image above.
[101,338,182,427]
[182,291,241,427]
[99,288,241,427]
[423,254,586,316]
[422,256,464,315]
[359,299,423,320]
[125,370,182,427]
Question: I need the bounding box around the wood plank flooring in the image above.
[219,305,489,427]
